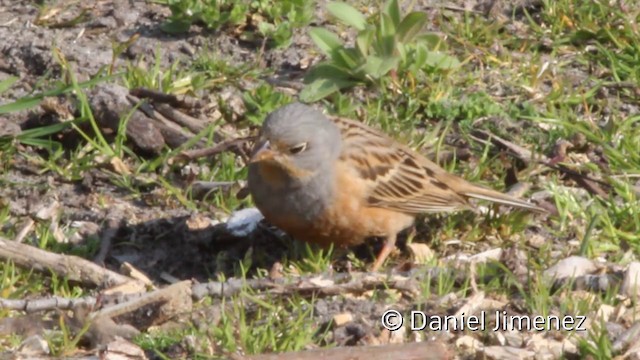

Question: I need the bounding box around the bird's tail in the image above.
[460,183,547,213]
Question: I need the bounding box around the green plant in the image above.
[159,0,313,48]
[301,0,460,101]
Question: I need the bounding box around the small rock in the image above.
[334,323,368,346]
[613,321,640,354]
[490,331,507,346]
[502,330,526,347]
[544,256,596,280]
[456,335,482,353]
[332,313,353,327]
[605,321,626,340]
[18,335,49,356]
[101,337,147,360]
[90,83,165,154]
[470,248,503,263]
[621,262,640,299]
[0,120,21,137]
[481,345,535,360]
[529,336,574,359]
[527,233,546,249]
[595,304,615,322]
[34,200,61,221]
[389,325,405,344]
[624,341,640,360]
[561,338,579,356]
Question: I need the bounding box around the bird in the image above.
[247,102,545,271]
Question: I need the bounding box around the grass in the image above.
[1,0,639,358]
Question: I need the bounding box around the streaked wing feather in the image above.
[329,116,470,214]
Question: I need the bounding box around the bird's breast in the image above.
[248,161,415,248]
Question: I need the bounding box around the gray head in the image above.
[249,102,342,174]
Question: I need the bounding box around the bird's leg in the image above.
[371,234,397,271]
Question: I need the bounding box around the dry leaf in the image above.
[406,243,435,264]
[110,157,131,175]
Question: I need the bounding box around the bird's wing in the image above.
[329,116,545,214]
[329,116,471,214]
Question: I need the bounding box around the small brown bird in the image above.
[248,103,545,271]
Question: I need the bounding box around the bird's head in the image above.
[250,103,342,178]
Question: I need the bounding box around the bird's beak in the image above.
[250,140,276,163]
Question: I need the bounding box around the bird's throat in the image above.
[257,160,316,189]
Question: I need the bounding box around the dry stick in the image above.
[93,216,121,265]
[130,88,236,139]
[0,282,191,332]
[191,269,444,300]
[470,129,549,165]
[176,136,255,161]
[239,341,452,360]
[89,280,192,321]
[155,103,213,135]
[0,237,139,288]
[0,270,619,313]
[128,95,207,149]
[470,130,612,195]
[130,87,203,109]
[14,218,35,243]
[263,77,305,91]
[0,296,97,312]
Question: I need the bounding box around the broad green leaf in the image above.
[417,33,446,50]
[304,63,353,82]
[309,27,344,56]
[334,48,361,70]
[326,2,367,31]
[412,43,428,69]
[375,57,399,78]
[160,19,191,34]
[424,51,460,70]
[396,42,407,62]
[356,29,374,57]
[397,12,427,43]
[0,76,18,94]
[384,0,401,27]
[300,78,356,102]
[379,13,396,39]
[378,13,396,57]
[358,55,399,79]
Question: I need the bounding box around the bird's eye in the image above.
[289,142,307,154]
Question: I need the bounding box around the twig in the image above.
[155,103,214,135]
[263,77,305,91]
[93,216,121,265]
[14,218,35,243]
[90,280,192,321]
[470,129,549,165]
[0,269,619,313]
[129,95,206,149]
[175,136,255,161]
[0,237,140,288]
[239,341,452,360]
[421,4,484,15]
[470,129,612,196]
[0,296,97,312]
[191,268,445,300]
[129,87,203,109]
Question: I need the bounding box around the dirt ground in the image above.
[2,0,637,359]
[0,0,549,279]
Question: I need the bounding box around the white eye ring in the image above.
[289,142,307,154]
